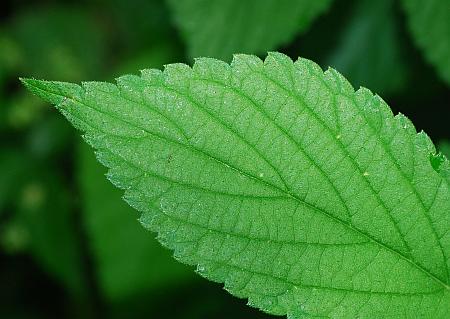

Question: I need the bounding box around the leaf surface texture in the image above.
[22,53,450,318]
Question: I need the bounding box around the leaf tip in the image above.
[20,77,41,93]
[21,78,83,107]
[20,77,59,105]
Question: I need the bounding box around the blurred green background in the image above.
[0,0,448,318]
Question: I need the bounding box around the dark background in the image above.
[1,0,449,318]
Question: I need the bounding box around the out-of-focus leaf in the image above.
[25,114,72,159]
[2,6,107,130]
[109,280,274,319]
[440,141,450,158]
[104,0,173,51]
[327,0,408,95]
[78,142,194,301]
[3,93,46,129]
[0,151,28,213]
[401,0,450,85]
[113,43,182,78]
[0,150,82,296]
[1,222,29,254]
[18,177,85,296]
[167,0,333,60]
[11,6,105,80]
[0,32,21,89]
[4,169,86,297]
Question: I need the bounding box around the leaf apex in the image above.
[20,77,45,94]
[21,77,83,107]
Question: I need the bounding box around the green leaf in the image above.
[0,150,28,212]
[438,141,450,184]
[440,141,450,158]
[401,0,450,85]
[1,6,107,129]
[103,0,174,51]
[78,43,194,302]
[22,52,450,318]
[167,0,332,60]
[113,42,182,79]
[78,141,194,301]
[327,0,408,95]
[0,32,21,89]
[11,6,106,80]
[4,167,87,297]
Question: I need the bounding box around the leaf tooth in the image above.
[416,130,437,155]
[395,113,417,135]
[163,62,192,77]
[139,68,164,84]
[192,57,231,83]
[266,51,294,65]
[294,56,324,77]
[162,62,193,91]
[114,74,145,102]
[323,66,355,95]
[264,52,296,89]
[231,53,263,71]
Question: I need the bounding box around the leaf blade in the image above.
[21,53,450,317]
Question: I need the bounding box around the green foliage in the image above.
[327,0,408,94]
[10,6,105,80]
[22,52,450,318]
[438,141,450,184]
[77,38,194,303]
[105,0,173,51]
[78,141,194,301]
[167,0,333,60]
[0,151,86,296]
[0,31,21,89]
[440,141,450,158]
[15,173,86,296]
[0,151,27,212]
[113,43,182,79]
[401,0,450,84]
[1,6,106,130]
